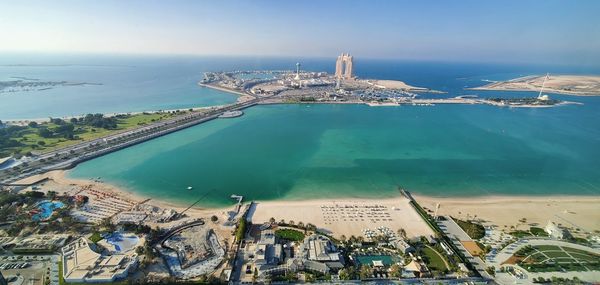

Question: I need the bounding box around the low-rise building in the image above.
[306,235,341,262]
[61,238,138,283]
[545,221,568,240]
[390,238,415,254]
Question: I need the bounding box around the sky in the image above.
[1,0,599,64]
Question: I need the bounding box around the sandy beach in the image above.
[14,170,600,237]
[414,194,600,234]
[249,197,435,239]
[470,75,600,96]
[14,170,220,224]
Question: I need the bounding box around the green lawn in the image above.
[529,227,548,237]
[453,218,485,239]
[275,228,305,241]
[525,252,546,263]
[422,247,448,271]
[518,244,600,273]
[543,250,571,259]
[534,245,561,251]
[1,112,189,157]
[89,232,103,243]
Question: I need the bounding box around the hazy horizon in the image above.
[1,0,600,65]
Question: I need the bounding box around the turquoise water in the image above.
[4,54,600,206]
[32,200,65,221]
[69,103,600,207]
[103,232,140,252]
[355,255,398,266]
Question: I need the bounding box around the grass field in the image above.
[517,244,600,273]
[275,228,305,241]
[422,247,449,272]
[453,218,485,239]
[89,232,103,243]
[1,111,190,157]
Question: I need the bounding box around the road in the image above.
[437,216,492,279]
[0,94,261,184]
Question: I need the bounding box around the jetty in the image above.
[231,194,244,213]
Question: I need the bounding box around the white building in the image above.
[306,235,341,262]
[61,238,138,283]
[248,230,283,267]
[545,221,568,240]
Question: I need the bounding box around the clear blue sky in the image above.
[1,0,599,64]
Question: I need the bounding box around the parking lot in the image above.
[0,255,59,285]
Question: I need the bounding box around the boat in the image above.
[187,186,193,190]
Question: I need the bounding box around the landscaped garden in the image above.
[274,228,305,241]
[513,244,600,272]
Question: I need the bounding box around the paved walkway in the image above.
[436,216,491,279]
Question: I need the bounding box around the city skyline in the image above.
[1,0,600,65]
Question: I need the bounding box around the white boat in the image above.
[187,186,193,190]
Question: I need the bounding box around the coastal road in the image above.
[0,94,262,184]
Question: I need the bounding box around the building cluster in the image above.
[157,224,225,279]
[1,234,70,253]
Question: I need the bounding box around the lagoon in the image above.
[69,103,600,207]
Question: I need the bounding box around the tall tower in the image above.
[344,55,353,80]
[335,55,344,79]
[295,62,301,80]
[335,53,354,80]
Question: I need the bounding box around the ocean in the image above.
[2,54,599,206]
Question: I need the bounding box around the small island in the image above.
[469,74,600,96]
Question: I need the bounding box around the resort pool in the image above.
[102,232,140,252]
[31,200,65,221]
[355,255,398,266]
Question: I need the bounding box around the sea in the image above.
[2,54,600,207]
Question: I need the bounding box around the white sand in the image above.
[370,79,428,90]
[16,171,600,237]
[250,197,435,239]
[471,75,600,96]
[415,195,600,234]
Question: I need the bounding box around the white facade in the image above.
[545,221,566,239]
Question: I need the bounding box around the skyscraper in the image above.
[335,53,353,80]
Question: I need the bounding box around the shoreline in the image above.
[16,170,600,233]
[3,82,249,124]
[468,86,600,97]
[468,74,600,97]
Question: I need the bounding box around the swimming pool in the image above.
[102,232,140,252]
[354,255,398,266]
[31,200,65,221]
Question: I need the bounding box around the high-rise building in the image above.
[335,53,353,80]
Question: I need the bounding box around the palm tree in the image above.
[397,228,407,239]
